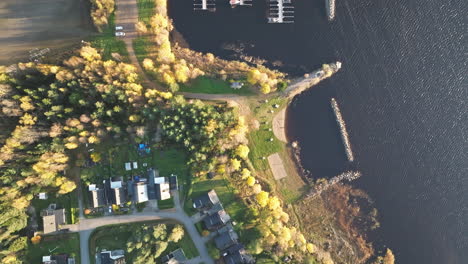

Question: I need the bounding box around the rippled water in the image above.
[169,0,468,263]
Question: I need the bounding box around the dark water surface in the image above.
[169,0,468,263]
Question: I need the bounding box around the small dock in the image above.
[268,0,295,23]
[230,0,253,7]
[194,0,216,11]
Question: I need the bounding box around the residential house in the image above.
[203,209,231,230]
[155,182,171,200]
[41,204,66,234]
[160,248,187,264]
[89,184,106,208]
[214,227,239,250]
[42,254,75,264]
[193,189,220,211]
[105,178,126,205]
[221,244,254,264]
[134,181,149,203]
[99,250,126,264]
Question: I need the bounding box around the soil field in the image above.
[0,0,94,65]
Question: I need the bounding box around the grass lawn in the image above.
[137,0,155,23]
[31,190,79,225]
[184,175,249,224]
[179,77,255,95]
[89,221,199,264]
[26,233,80,264]
[158,197,174,209]
[151,148,191,200]
[90,14,128,61]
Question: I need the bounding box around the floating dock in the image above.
[331,98,354,162]
[194,0,216,11]
[230,0,253,7]
[325,0,336,21]
[267,0,295,23]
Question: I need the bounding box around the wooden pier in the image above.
[194,0,216,11]
[230,0,253,7]
[268,0,295,23]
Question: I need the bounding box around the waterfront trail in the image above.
[64,191,214,264]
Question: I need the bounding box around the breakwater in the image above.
[283,61,342,98]
[325,0,336,21]
[331,98,354,162]
[305,171,362,199]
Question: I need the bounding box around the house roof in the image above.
[112,188,126,205]
[134,182,148,203]
[90,189,106,208]
[155,183,171,200]
[222,244,253,264]
[43,254,69,264]
[100,250,126,264]
[203,209,231,228]
[193,189,219,209]
[214,227,238,250]
[42,209,66,234]
[161,248,186,264]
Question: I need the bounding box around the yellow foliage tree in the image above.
[241,168,251,179]
[235,144,250,159]
[65,142,79,149]
[90,152,101,162]
[268,196,281,210]
[306,243,317,254]
[383,249,395,264]
[246,176,256,186]
[230,158,241,171]
[256,191,269,207]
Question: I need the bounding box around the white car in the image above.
[115,26,123,30]
[115,32,126,37]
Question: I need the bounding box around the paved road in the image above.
[74,191,214,264]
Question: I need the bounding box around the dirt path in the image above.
[115,0,162,90]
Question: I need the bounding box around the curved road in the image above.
[73,192,213,264]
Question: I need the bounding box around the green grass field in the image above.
[184,175,249,223]
[180,77,255,95]
[137,0,155,23]
[90,14,128,61]
[26,233,80,264]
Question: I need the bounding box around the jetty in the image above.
[305,171,361,199]
[325,0,336,21]
[230,0,253,7]
[267,0,295,24]
[193,0,216,11]
[331,98,354,162]
[283,62,342,98]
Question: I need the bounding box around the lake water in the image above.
[169,0,467,263]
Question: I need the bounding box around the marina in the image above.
[229,0,253,7]
[267,0,295,23]
[193,0,216,11]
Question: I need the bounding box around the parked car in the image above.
[115,26,123,30]
[108,206,112,213]
[115,32,125,37]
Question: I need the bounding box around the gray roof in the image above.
[193,189,219,209]
[161,248,186,263]
[90,189,106,208]
[222,244,254,264]
[203,209,231,229]
[214,227,238,250]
